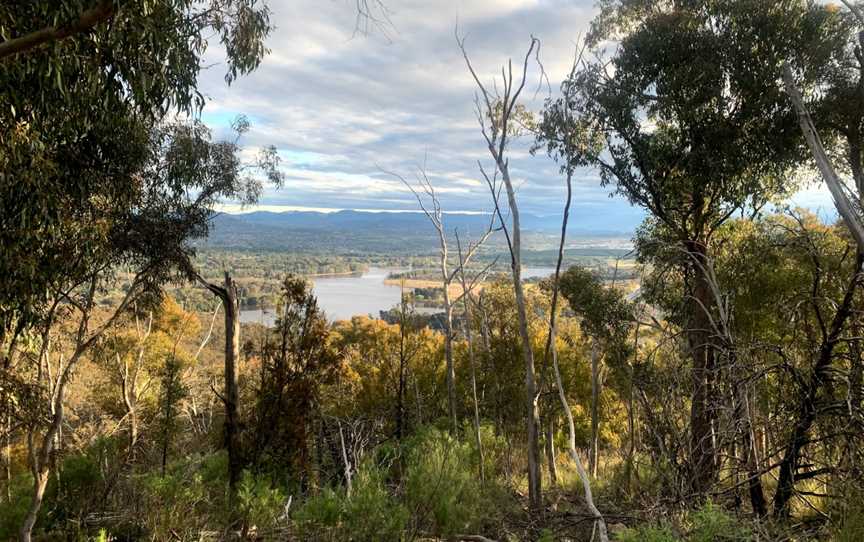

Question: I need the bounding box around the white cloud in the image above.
[197,0,836,233]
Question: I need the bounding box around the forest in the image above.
[3,1,864,541]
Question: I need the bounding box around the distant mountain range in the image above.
[201,210,633,253]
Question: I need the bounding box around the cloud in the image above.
[196,0,836,234]
[193,0,636,229]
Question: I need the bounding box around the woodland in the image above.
[3,1,864,541]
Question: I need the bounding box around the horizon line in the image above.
[214,204,493,215]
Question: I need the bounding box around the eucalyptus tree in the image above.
[0,2,279,525]
[0,0,276,340]
[548,0,839,495]
[458,34,545,510]
[558,266,632,478]
[10,118,279,542]
[533,52,611,537]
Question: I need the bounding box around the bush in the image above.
[689,502,749,542]
[616,525,679,542]
[835,490,864,542]
[236,470,288,533]
[403,426,506,538]
[615,503,751,542]
[293,487,343,539]
[343,467,409,541]
[134,452,233,539]
[293,465,408,542]
[0,472,34,541]
[1,438,120,541]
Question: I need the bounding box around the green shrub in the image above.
[616,525,679,542]
[293,487,343,539]
[537,528,556,542]
[343,467,409,541]
[236,470,287,532]
[689,502,749,542]
[0,472,34,541]
[615,503,751,542]
[293,465,408,542]
[403,427,497,537]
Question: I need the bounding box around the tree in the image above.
[247,276,341,486]
[780,2,864,251]
[6,117,279,542]
[534,53,611,537]
[711,213,864,517]
[459,33,545,511]
[385,166,495,435]
[0,4,277,524]
[196,272,243,498]
[555,0,839,495]
[558,266,632,477]
[0,0,276,338]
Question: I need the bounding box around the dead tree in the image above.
[459,32,544,510]
[195,271,242,499]
[782,64,864,252]
[384,166,495,435]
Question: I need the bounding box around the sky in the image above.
[196,0,838,234]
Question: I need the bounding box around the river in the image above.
[239,266,556,326]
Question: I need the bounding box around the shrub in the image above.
[615,503,752,542]
[293,487,343,540]
[0,472,34,541]
[616,525,679,542]
[236,470,288,533]
[689,502,749,542]
[343,467,409,541]
[403,427,499,537]
[293,465,408,542]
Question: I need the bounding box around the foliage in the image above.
[7,1,864,540]
[403,427,492,537]
[236,471,287,533]
[245,275,341,480]
[293,465,409,542]
[0,0,278,334]
[616,503,751,542]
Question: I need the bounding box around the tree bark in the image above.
[687,240,719,495]
[462,292,484,481]
[550,325,609,541]
[197,272,242,497]
[589,338,601,478]
[625,322,639,495]
[502,177,543,511]
[545,418,558,486]
[396,290,409,441]
[733,376,766,516]
[0,1,115,61]
[460,34,543,510]
[338,422,353,498]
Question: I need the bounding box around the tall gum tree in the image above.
[552,0,840,496]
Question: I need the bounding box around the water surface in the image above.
[239,266,558,326]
